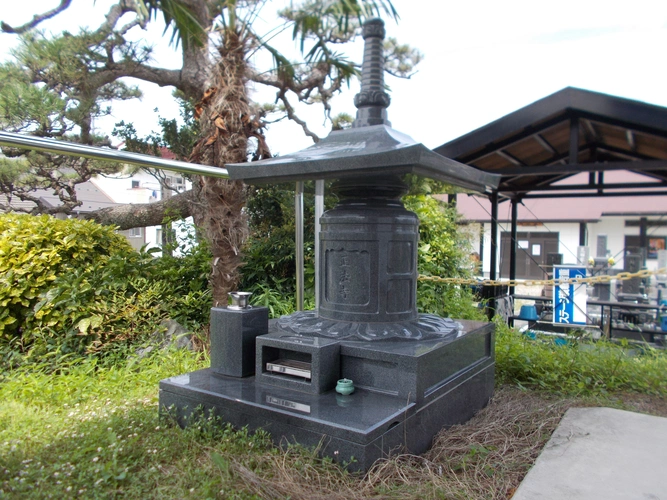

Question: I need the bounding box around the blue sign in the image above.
[553,266,587,325]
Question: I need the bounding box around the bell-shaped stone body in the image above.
[319,197,419,323]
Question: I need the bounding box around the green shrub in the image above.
[495,320,667,395]
[150,228,213,328]
[405,195,483,320]
[0,214,134,340]
[241,184,318,315]
[0,214,213,368]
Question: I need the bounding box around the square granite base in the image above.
[159,320,494,471]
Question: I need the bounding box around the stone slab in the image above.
[225,125,499,193]
[338,320,493,404]
[513,407,667,500]
[159,360,494,471]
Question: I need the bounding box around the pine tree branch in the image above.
[94,62,184,91]
[276,92,320,143]
[1,0,72,34]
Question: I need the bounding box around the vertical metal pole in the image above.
[295,181,305,311]
[314,180,325,309]
[639,217,648,267]
[490,192,499,282]
[509,197,519,326]
[489,191,499,319]
[478,224,485,272]
[569,116,580,165]
[579,222,587,246]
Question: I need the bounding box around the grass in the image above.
[495,320,667,395]
[1,328,666,499]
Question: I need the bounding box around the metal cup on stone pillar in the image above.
[209,292,268,377]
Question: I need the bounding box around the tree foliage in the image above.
[0,29,142,214]
[405,195,484,320]
[0,213,134,339]
[0,0,421,301]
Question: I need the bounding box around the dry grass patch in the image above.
[213,386,577,500]
[225,387,667,499]
[366,387,576,499]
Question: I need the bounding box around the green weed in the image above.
[495,319,667,396]
[0,348,275,499]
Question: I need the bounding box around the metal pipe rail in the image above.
[0,131,229,179]
[0,131,310,302]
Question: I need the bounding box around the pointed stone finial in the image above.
[353,18,391,128]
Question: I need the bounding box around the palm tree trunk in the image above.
[190,29,252,306]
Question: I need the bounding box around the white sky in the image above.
[2,0,667,156]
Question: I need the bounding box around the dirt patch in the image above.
[599,392,667,417]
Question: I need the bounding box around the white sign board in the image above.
[553,265,587,325]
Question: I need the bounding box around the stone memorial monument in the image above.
[159,19,500,471]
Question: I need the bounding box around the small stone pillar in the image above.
[210,301,268,377]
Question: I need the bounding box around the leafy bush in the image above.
[495,320,667,395]
[405,195,483,320]
[0,214,134,339]
[241,184,319,315]
[150,226,213,327]
[0,213,213,368]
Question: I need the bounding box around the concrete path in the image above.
[513,407,667,500]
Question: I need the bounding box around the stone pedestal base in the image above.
[159,320,494,471]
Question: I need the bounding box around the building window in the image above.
[155,228,162,246]
[131,180,140,189]
[129,227,143,238]
[167,176,185,192]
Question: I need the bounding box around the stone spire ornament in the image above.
[226,19,498,192]
[353,18,391,128]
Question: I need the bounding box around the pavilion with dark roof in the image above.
[434,87,667,281]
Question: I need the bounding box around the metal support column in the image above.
[509,197,519,284]
[478,224,484,270]
[639,217,648,267]
[579,222,587,246]
[295,181,304,311]
[490,192,499,281]
[488,191,499,318]
[509,197,519,326]
[569,116,580,164]
[314,180,324,309]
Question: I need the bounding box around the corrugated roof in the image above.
[439,171,667,222]
[445,193,667,223]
